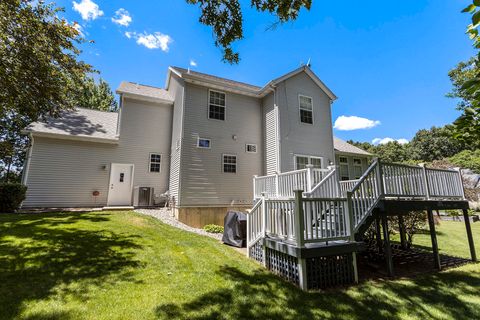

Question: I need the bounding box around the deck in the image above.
[247,159,476,290]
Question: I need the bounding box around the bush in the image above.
[0,183,27,213]
[203,224,224,234]
[449,149,480,173]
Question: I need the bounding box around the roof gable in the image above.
[333,137,371,156]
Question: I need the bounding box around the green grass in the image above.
[0,211,479,320]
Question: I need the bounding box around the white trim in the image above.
[353,157,363,179]
[149,153,162,173]
[222,154,237,174]
[197,137,212,149]
[29,132,119,144]
[107,163,135,206]
[207,89,226,121]
[245,143,257,153]
[117,92,174,105]
[298,94,314,125]
[21,134,34,186]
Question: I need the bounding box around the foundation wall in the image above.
[175,206,251,228]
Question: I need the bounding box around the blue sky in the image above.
[60,0,474,144]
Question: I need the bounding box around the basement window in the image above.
[223,154,237,173]
[209,90,226,121]
[299,95,313,124]
[149,153,161,173]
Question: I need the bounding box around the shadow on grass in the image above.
[0,212,142,320]
[155,264,480,320]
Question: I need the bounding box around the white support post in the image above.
[261,193,267,267]
[274,172,279,198]
[375,159,384,198]
[294,190,305,248]
[253,175,257,200]
[306,164,313,193]
[347,191,359,283]
[246,213,251,258]
[297,258,308,290]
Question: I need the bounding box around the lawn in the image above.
[0,211,479,320]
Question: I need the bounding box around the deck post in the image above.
[375,158,384,197]
[261,193,267,267]
[274,172,279,198]
[375,217,383,253]
[306,164,313,193]
[346,191,359,283]
[253,175,257,200]
[422,165,430,199]
[246,213,251,258]
[294,190,305,248]
[462,209,477,262]
[427,209,441,270]
[398,215,407,250]
[457,168,466,200]
[381,215,394,277]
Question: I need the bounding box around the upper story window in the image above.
[149,153,161,173]
[197,137,211,149]
[246,144,257,153]
[295,155,322,170]
[223,154,237,173]
[299,95,313,124]
[209,90,226,121]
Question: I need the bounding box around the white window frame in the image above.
[339,156,349,180]
[149,153,162,173]
[245,143,257,153]
[294,154,323,170]
[208,89,226,121]
[222,154,237,174]
[353,157,363,179]
[298,94,314,125]
[197,137,212,149]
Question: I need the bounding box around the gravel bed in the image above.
[135,208,223,241]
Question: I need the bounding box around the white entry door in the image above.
[107,163,134,206]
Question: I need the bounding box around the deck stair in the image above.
[248,159,469,290]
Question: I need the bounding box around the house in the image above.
[22,65,371,225]
[21,65,476,290]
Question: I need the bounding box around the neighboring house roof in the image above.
[333,137,371,156]
[167,65,337,100]
[116,81,174,104]
[25,108,119,144]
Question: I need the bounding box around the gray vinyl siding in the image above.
[275,72,335,171]
[167,74,185,205]
[23,98,172,207]
[179,83,263,206]
[335,153,369,180]
[263,93,278,175]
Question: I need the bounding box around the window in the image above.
[209,90,226,120]
[295,155,323,170]
[339,156,349,181]
[149,153,161,173]
[223,154,237,173]
[299,95,313,124]
[353,158,363,179]
[246,144,257,153]
[197,137,211,149]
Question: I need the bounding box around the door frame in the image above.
[107,163,135,206]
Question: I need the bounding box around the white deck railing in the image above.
[254,166,331,199]
[248,159,465,249]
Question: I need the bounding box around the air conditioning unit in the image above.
[133,186,154,207]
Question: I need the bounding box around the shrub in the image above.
[449,149,480,173]
[0,183,27,213]
[203,224,224,234]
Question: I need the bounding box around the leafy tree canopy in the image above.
[409,125,464,162]
[186,0,311,63]
[78,77,118,112]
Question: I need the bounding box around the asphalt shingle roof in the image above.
[117,82,173,102]
[333,137,371,156]
[26,108,119,141]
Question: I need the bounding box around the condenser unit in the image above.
[133,186,154,207]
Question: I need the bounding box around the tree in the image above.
[409,126,464,162]
[78,77,118,112]
[0,0,93,182]
[186,0,312,63]
[348,140,411,163]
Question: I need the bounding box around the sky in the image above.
[59,0,474,144]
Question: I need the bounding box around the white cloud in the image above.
[334,115,381,131]
[112,8,132,27]
[190,59,197,67]
[126,32,172,51]
[73,0,104,21]
[372,137,409,145]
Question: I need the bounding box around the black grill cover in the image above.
[222,211,247,247]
